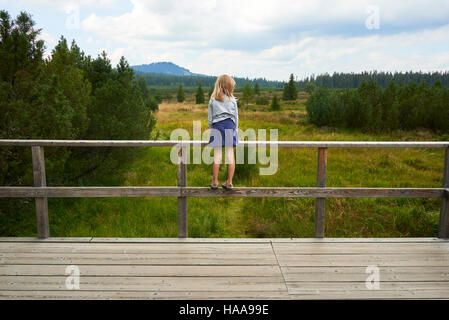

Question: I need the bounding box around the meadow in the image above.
[3,91,446,238]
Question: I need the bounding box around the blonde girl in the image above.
[207,74,239,190]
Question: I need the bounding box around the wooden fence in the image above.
[0,139,448,239]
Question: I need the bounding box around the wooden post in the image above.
[315,147,327,238]
[31,146,49,239]
[177,146,188,238]
[438,147,449,238]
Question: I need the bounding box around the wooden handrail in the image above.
[0,139,448,239]
[0,186,446,198]
[1,139,449,148]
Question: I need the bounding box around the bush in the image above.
[305,80,449,132]
[255,97,269,105]
[270,94,281,111]
[305,86,334,126]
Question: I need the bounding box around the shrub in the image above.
[270,94,281,111]
[255,97,269,105]
[305,80,449,132]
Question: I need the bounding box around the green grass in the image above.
[1,92,445,238]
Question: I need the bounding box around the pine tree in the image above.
[290,74,298,99]
[282,82,289,100]
[195,81,204,104]
[208,85,214,98]
[270,94,280,111]
[254,82,260,95]
[177,84,185,102]
[242,80,254,108]
[305,82,316,94]
[283,73,298,100]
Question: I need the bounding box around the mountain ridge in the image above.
[131,61,207,77]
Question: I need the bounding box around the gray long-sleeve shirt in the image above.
[207,95,238,129]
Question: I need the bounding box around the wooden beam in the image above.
[0,187,180,197]
[177,146,188,238]
[439,147,449,238]
[0,187,444,198]
[0,140,448,148]
[315,147,327,238]
[31,146,49,239]
[181,187,444,198]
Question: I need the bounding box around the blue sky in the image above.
[2,0,449,81]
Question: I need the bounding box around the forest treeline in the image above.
[299,71,449,89]
[136,71,285,89]
[137,70,449,90]
[0,10,157,189]
[306,80,449,132]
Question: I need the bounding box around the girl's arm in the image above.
[234,100,238,129]
[208,99,213,128]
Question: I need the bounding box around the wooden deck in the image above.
[0,237,448,300]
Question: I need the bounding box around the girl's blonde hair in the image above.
[211,74,236,102]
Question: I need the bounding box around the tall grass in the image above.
[1,95,445,238]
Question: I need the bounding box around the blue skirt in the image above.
[208,118,238,147]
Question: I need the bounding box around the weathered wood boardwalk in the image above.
[0,237,448,300]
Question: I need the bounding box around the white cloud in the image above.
[16,0,120,10]
[8,0,448,80]
[38,32,57,58]
[255,24,449,79]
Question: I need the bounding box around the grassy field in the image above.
[2,91,446,238]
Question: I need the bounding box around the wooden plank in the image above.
[1,139,448,148]
[181,187,445,198]
[272,242,449,254]
[281,266,449,282]
[276,253,449,267]
[270,238,449,243]
[177,146,187,238]
[0,237,273,243]
[0,252,278,265]
[4,252,448,267]
[2,289,447,300]
[0,290,291,300]
[0,275,287,292]
[242,141,449,149]
[0,237,447,243]
[2,241,448,254]
[0,186,444,199]
[89,237,272,243]
[288,290,449,299]
[0,237,94,243]
[0,140,184,147]
[0,265,282,277]
[315,147,327,238]
[439,147,449,238]
[0,187,180,198]
[0,243,274,254]
[7,264,447,281]
[286,281,449,292]
[31,146,49,239]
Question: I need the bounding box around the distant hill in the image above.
[132,61,285,88]
[131,62,206,77]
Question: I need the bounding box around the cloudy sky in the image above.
[2,0,449,81]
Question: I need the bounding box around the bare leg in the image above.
[225,146,235,185]
[212,147,222,185]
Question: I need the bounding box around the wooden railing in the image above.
[0,139,448,239]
